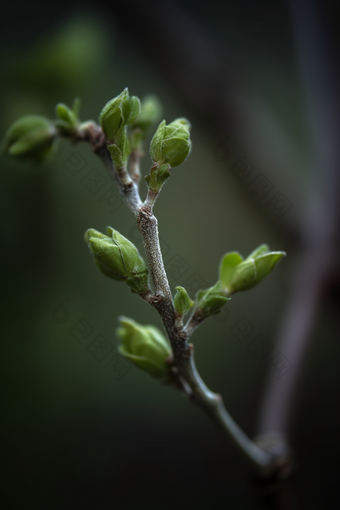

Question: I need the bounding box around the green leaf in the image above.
[117,317,172,380]
[196,282,230,317]
[111,228,147,276]
[219,252,244,291]
[99,88,141,142]
[229,259,257,293]
[227,251,286,293]
[107,126,130,168]
[84,227,148,288]
[254,252,286,284]
[149,117,192,168]
[56,103,78,127]
[174,286,194,316]
[1,115,56,163]
[122,95,141,125]
[88,238,127,281]
[150,120,165,163]
[144,163,171,192]
[246,244,270,260]
[161,137,191,167]
[126,273,150,295]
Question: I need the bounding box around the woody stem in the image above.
[93,136,289,479]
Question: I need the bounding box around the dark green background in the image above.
[1,1,339,508]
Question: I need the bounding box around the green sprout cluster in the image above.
[1,88,286,382]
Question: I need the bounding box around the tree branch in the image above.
[135,197,289,477]
[62,118,291,478]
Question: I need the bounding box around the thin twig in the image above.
[63,119,290,477]
[135,196,287,477]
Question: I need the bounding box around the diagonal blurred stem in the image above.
[257,0,340,436]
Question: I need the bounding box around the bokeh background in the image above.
[1,0,339,508]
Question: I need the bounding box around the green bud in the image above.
[126,273,150,295]
[196,282,230,318]
[229,259,257,293]
[150,120,165,162]
[150,117,192,168]
[55,99,80,135]
[84,227,149,294]
[131,94,163,133]
[122,95,141,125]
[219,244,286,295]
[145,163,171,192]
[99,89,128,140]
[1,115,56,163]
[174,286,194,316]
[56,103,77,125]
[107,127,130,169]
[99,88,141,142]
[117,317,172,380]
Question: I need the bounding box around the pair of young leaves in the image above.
[195,244,286,318]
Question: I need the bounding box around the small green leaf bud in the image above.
[219,244,286,295]
[122,95,141,126]
[107,127,130,169]
[126,273,150,295]
[229,259,257,293]
[150,120,165,163]
[196,282,230,318]
[55,100,80,135]
[99,89,128,140]
[174,286,194,317]
[99,88,141,142]
[144,163,171,192]
[117,317,172,380]
[84,227,149,293]
[56,103,77,126]
[1,115,56,163]
[150,117,192,168]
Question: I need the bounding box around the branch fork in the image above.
[72,121,291,478]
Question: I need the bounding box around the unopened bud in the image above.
[150,117,191,168]
[99,88,141,142]
[55,98,81,135]
[117,317,172,380]
[196,282,230,318]
[84,226,149,294]
[174,286,194,317]
[1,115,56,163]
